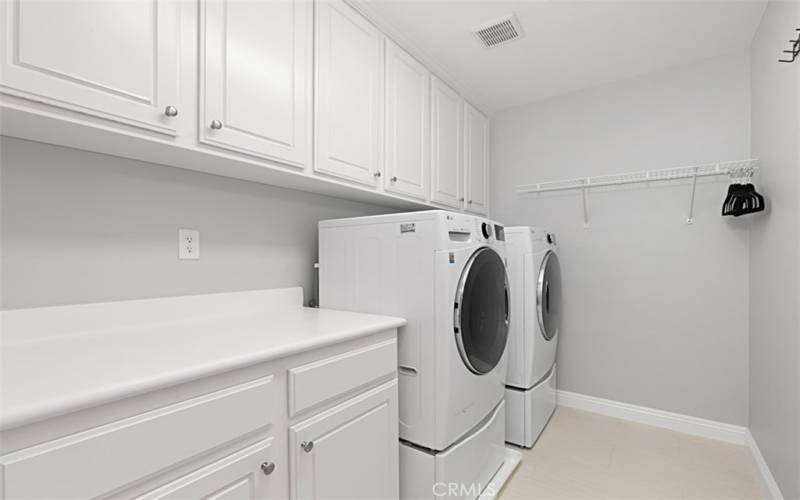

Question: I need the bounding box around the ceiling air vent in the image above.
[472,13,524,49]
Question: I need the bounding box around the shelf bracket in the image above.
[582,179,590,228]
[686,166,700,224]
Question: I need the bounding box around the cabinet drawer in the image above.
[135,438,284,500]
[288,338,396,416]
[0,376,277,499]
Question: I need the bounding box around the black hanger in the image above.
[722,168,765,217]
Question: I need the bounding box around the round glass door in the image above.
[537,251,562,341]
[454,247,510,375]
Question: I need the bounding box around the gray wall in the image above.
[490,52,751,425]
[0,137,393,310]
[748,1,800,497]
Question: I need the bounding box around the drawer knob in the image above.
[210,119,223,130]
[390,176,398,183]
[458,197,465,202]
[260,462,276,475]
[468,200,473,205]
[301,440,314,453]
[373,171,382,179]
[164,105,179,117]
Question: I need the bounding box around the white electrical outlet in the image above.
[178,229,200,260]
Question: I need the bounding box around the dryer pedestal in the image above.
[400,401,520,500]
[505,364,557,448]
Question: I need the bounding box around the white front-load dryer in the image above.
[318,210,515,499]
[504,227,561,448]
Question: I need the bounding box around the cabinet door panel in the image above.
[430,77,463,208]
[290,381,399,499]
[0,0,179,135]
[464,103,489,215]
[200,0,310,167]
[136,438,287,500]
[315,0,383,185]
[385,41,429,200]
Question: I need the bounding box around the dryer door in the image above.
[454,247,510,375]
[537,250,562,341]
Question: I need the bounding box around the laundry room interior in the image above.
[0,0,797,499]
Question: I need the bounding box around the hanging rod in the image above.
[515,159,760,195]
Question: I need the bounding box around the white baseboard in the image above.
[556,390,746,444]
[745,429,784,500]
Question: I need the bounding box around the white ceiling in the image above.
[366,0,767,114]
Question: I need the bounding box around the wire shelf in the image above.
[515,159,760,194]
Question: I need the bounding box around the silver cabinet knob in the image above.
[467,200,473,205]
[260,462,275,475]
[373,171,381,178]
[390,176,398,182]
[301,441,314,453]
[458,197,465,202]
[164,105,178,117]
[210,120,223,130]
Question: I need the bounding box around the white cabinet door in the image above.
[384,41,429,200]
[464,103,489,215]
[0,0,180,135]
[430,77,463,209]
[200,0,311,168]
[137,438,287,500]
[315,0,383,186]
[290,381,399,500]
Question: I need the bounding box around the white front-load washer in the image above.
[319,210,514,499]
[504,227,562,448]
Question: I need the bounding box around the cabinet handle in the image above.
[458,197,465,202]
[468,200,473,205]
[164,105,179,117]
[260,462,276,475]
[390,176,398,183]
[373,171,382,179]
[301,441,314,453]
[210,120,223,130]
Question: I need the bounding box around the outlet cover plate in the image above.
[178,228,200,260]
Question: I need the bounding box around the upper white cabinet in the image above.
[430,77,464,209]
[200,0,311,168]
[0,0,180,135]
[384,41,430,201]
[464,103,490,215]
[315,0,384,186]
[290,382,399,500]
[0,0,491,213]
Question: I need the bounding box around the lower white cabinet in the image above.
[290,381,399,499]
[0,333,399,500]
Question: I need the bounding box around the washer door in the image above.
[454,247,510,375]
[537,250,562,341]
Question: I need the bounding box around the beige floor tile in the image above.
[498,407,764,500]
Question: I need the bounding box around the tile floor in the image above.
[498,407,765,500]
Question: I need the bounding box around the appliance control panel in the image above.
[444,213,474,235]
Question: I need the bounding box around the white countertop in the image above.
[0,288,405,431]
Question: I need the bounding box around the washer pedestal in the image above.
[400,401,519,499]
[505,364,557,448]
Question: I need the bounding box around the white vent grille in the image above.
[472,14,524,49]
